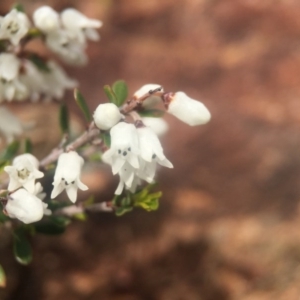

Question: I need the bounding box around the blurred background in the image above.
[2,0,300,299]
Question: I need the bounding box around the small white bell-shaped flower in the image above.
[0,9,30,46]
[5,187,47,224]
[165,92,211,126]
[0,53,28,101]
[0,107,23,143]
[93,103,122,130]
[4,154,44,193]
[61,8,102,43]
[51,151,88,203]
[141,117,169,137]
[42,60,77,99]
[137,126,173,181]
[33,6,60,33]
[133,84,163,108]
[102,122,140,175]
[45,30,88,66]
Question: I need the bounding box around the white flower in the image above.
[61,8,102,43]
[141,117,169,137]
[102,122,140,175]
[133,84,163,108]
[114,162,136,195]
[0,106,23,143]
[33,6,60,33]
[42,60,77,99]
[19,60,46,102]
[0,53,28,102]
[166,92,211,126]
[45,30,88,65]
[6,188,46,224]
[0,9,30,46]
[51,151,88,203]
[4,154,44,193]
[137,126,173,181]
[93,103,122,130]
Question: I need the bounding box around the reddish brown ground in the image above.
[2,0,300,299]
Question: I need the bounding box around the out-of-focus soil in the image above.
[2,0,300,299]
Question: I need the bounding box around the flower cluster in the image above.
[33,6,102,65]
[3,154,50,224]
[0,5,102,103]
[3,150,88,224]
[93,84,211,195]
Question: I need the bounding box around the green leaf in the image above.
[49,215,71,227]
[103,85,117,103]
[112,80,128,107]
[0,265,6,288]
[138,109,165,118]
[74,89,92,122]
[0,160,9,173]
[34,222,65,235]
[24,138,32,154]
[72,213,87,221]
[27,28,43,38]
[59,103,70,134]
[28,53,50,73]
[0,211,10,223]
[13,229,32,265]
[83,195,94,208]
[1,140,20,161]
[11,3,25,12]
[101,132,111,147]
[115,206,133,216]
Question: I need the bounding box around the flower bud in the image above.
[133,84,163,108]
[6,188,45,224]
[93,103,122,130]
[166,92,211,126]
[33,6,60,33]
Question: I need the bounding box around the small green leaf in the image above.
[103,85,117,103]
[72,213,87,221]
[101,132,111,147]
[0,265,6,288]
[138,109,165,118]
[34,222,65,235]
[1,140,20,161]
[112,80,128,107]
[0,211,10,223]
[74,89,92,122]
[47,200,69,211]
[27,28,43,38]
[49,215,71,227]
[83,195,94,208]
[24,138,32,154]
[28,53,50,72]
[59,103,69,134]
[0,160,9,172]
[115,206,133,216]
[11,3,25,12]
[13,229,32,265]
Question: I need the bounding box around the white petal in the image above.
[112,156,126,175]
[115,180,124,195]
[51,182,64,199]
[61,8,102,30]
[66,186,78,203]
[77,179,88,191]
